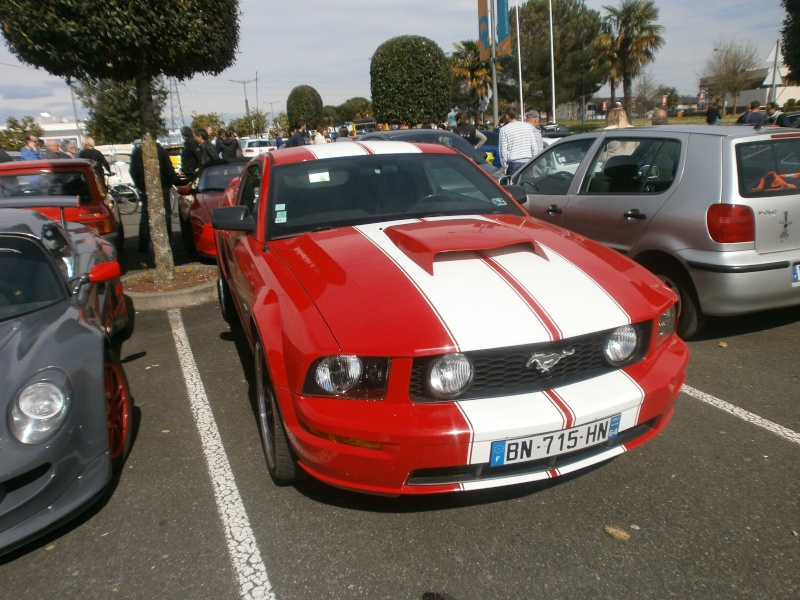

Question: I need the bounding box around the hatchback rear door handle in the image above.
[623,210,647,220]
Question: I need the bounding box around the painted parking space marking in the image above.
[168,309,275,600]
[682,384,800,446]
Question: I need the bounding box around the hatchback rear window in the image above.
[736,137,800,197]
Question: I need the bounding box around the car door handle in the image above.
[623,210,647,220]
[546,204,563,215]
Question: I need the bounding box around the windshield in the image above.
[266,153,522,239]
[0,234,67,321]
[197,162,247,193]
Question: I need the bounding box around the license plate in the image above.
[793,263,800,285]
[490,414,621,467]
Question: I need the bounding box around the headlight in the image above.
[604,325,639,366]
[657,304,678,345]
[426,353,474,400]
[10,369,72,444]
[306,356,390,399]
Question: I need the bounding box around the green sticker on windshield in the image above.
[275,210,287,224]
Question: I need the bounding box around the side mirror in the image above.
[503,184,528,205]
[73,261,121,296]
[212,205,255,233]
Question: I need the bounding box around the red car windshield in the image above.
[0,171,93,204]
[266,153,522,240]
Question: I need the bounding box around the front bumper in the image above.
[279,335,688,496]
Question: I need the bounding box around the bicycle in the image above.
[107,180,142,215]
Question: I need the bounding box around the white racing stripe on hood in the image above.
[356,220,552,350]
[484,242,630,339]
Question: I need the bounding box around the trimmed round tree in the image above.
[0,0,239,287]
[370,36,450,126]
[287,85,324,130]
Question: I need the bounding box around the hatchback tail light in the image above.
[706,204,754,243]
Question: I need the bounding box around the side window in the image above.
[581,138,680,195]
[237,164,262,215]
[515,138,595,195]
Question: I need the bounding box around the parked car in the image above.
[479,128,569,166]
[0,203,133,555]
[358,129,504,180]
[176,157,249,258]
[211,141,687,496]
[240,138,276,157]
[0,159,124,255]
[506,124,800,338]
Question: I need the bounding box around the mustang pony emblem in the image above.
[525,347,576,373]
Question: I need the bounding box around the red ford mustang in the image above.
[213,141,688,496]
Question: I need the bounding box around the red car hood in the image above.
[189,191,224,224]
[274,215,674,356]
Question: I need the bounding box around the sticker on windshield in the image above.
[275,211,287,224]
[309,171,331,183]
[275,203,286,211]
[491,198,507,206]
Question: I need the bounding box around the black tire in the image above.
[104,348,134,471]
[254,340,297,484]
[643,259,705,339]
[217,261,236,323]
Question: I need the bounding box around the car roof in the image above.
[262,140,457,167]
[0,207,56,238]
[562,124,798,141]
[0,158,96,172]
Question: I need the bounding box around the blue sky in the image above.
[0,0,787,124]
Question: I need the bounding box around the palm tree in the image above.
[591,20,621,106]
[601,0,664,115]
[451,40,491,124]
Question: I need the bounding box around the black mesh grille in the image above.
[410,323,650,402]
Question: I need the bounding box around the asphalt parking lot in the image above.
[1,212,798,599]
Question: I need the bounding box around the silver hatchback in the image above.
[507,125,800,337]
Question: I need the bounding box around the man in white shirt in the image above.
[499,107,539,175]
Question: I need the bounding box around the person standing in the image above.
[335,126,353,142]
[311,125,329,144]
[706,102,722,125]
[180,126,201,181]
[194,128,219,167]
[77,137,111,187]
[651,108,669,125]
[286,123,306,147]
[736,100,764,125]
[42,139,69,159]
[217,129,240,159]
[765,101,790,127]
[523,110,544,157]
[64,140,79,157]
[453,111,487,148]
[130,142,176,253]
[275,132,285,148]
[498,107,538,175]
[20,132,41,160]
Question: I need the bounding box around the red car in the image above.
[0,159,123,255]
[212,142,688,496]
[176,158,249,258]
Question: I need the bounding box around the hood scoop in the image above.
[384,218,541,275]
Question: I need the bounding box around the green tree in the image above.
[190,113,225,134]
[337,97,373,122]
[599,0,665,116]
[0,116,43,151]
[0,0,239,288]
[782,0,800,84]
[229,109,268,137]
[451,40,491,123]
[75,78,168,144]
[286,85,323,130]
[370,35,450,125]
[593,20,621,105]
[507,0,605,112]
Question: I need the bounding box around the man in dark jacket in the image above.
[130,142,176,252]
[217,129,240,159]
[286,123,306,147]
[195,128,219,165]
[180,126,201,181]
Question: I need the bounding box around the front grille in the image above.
[409,324,650,402]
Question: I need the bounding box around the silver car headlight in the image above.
[426,353,474,400]
[10,369,72,444]
[307,356,390,399]
[604,325,639,366]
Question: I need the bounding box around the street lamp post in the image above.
[230,78,255,116]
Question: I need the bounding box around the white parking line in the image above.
[168,309,275,600]
[682,384,800,446]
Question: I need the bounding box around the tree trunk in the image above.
[623,76,633,118]
[135,72,174,289]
